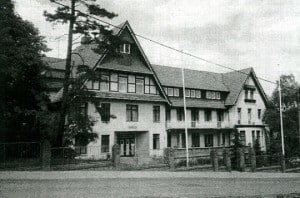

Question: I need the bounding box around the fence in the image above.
[0,142,41,169]
[285,156,300,171]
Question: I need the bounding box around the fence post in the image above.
[112,144,120,168]
[224,148,231,172]
[250,147,256,172]
[211,149,219,171]
[41,140,51,170]
[280,154,286,173]
[238,148,245,172]
[169,148,175,171]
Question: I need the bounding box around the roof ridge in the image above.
[152,64,223,75]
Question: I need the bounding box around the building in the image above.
[46,21,269,163]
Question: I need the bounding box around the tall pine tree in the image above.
[44,0,120,146]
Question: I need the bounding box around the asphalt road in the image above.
[1,172,300,198]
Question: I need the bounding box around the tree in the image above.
[44,0,120,146]
[263,74,299,157]
[0,0,49,142]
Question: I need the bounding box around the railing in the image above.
[256,154,280,168]
[0,142,41,169]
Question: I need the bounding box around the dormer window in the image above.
[120,43,130,54]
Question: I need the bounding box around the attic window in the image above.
[120,43,130,54]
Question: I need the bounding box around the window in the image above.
[167,88,174,96]
[126,105,138,122]
[153,106,160,122]
[120,43,130,54]
[216,92,221,99]
[110,73,118,91]
[167,133,171,147]
[77,102,87,117]
[205,109,212,122]
[191,90,195,98]
[174,88,179,97]
[136,76,144,94]
[238,108,241,124]
[192,133,200,147]
[119,75,128,93]
[185,89,190,97]
[100,73,109,91]
[181,133,186,148]
[256,131,260,143]
[153,134,160,150]
[101,135,110,152]
[222,133,226,145]
[258,109,262,119]
[177,108,185,121]
[217,110,224,122]
[206,91,221,99]
[196,90,201,98]
[240,131,246,146]
[250,90,254,99]
[204,134,214,147]
[166,108,171,121]
[92,79,99,90]
[101,103,110,122]
[245,90,249,99]
[248,108,252,123]
[191,109,199,122]
[252,130,255,146]
[128,75,136,93]
[149,78,157,94]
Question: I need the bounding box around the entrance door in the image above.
[117,133,135,157]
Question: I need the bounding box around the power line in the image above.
[50,0,277,85]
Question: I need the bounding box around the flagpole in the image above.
[278,76,285,156]
[181,66,189,168]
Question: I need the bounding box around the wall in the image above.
[86,101,167,159]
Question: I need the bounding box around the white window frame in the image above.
[120,43,131,54]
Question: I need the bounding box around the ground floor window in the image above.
[191,133,200,147]
[153,134,160,150]
[167,133,171,147]
[204,134,213,147]
[75,146,87,155]
[101,135,110,153]
[240,131,246,146]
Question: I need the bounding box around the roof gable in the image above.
[223,68,268,106]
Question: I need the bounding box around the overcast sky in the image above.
[14,0,300,95]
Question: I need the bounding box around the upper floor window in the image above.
[126,104,138,122]
[238,108,241,124]
[164,87,179,97]
[185,88,201,98]
[92,72,158,95]
[153,106,160,122]
[206,91,221,100]
[250,90,254,99]
[77,102,88,117]
[245,90,249,99]
[120,43,130,54]
[217,110,224,122]
[248,108,252,124]
[100,103,110,122]
[177,108,185,121]
[204,109,212,122]
[258,109,262,119]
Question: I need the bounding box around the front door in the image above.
[117,133,135,157]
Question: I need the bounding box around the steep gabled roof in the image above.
[152,64,228,92]
[222,68,268,106]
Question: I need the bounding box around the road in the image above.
[1,171,300,197]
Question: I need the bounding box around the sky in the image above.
[14,0,300,96]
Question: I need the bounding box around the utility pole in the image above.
[57,0,75,146]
